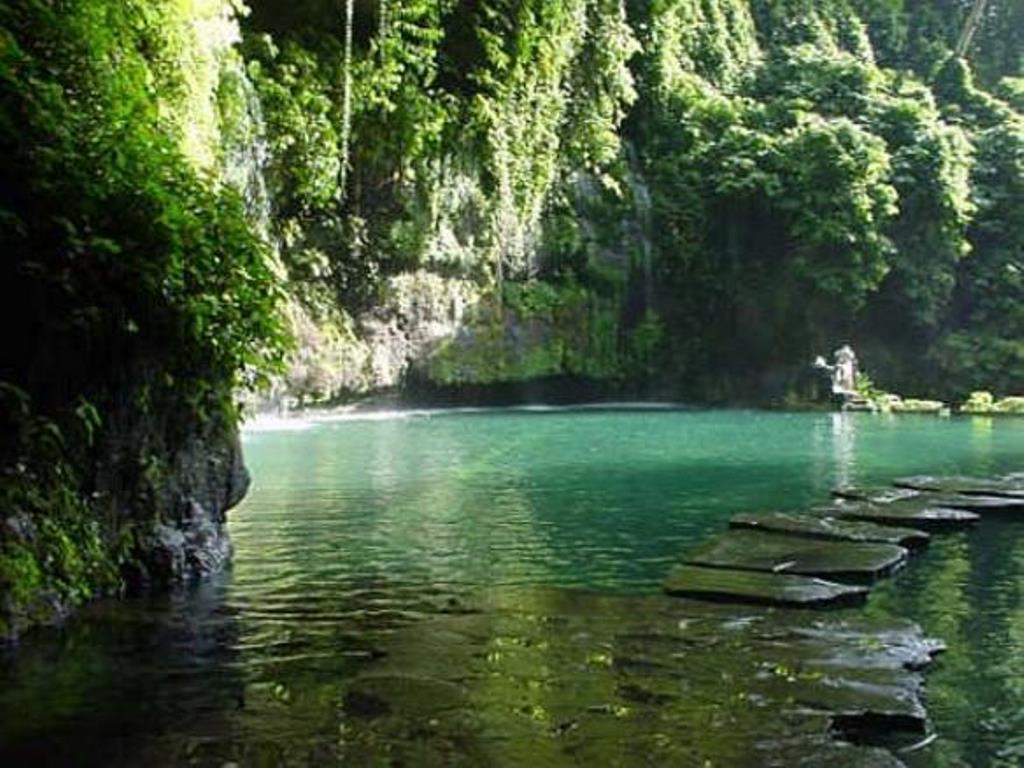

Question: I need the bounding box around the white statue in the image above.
[814,345,858,397]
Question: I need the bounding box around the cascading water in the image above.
[624,143,655,312]
[219,60,274,242]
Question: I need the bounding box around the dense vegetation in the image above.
[0,0,286,636]
[0,0,1021,635]
[237,0,1022,402]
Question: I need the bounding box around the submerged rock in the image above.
[920,494,1024,514]
[325,588,941,766]
[834,485,1024,515]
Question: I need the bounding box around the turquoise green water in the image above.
[233,408,1023,593]
[1,408,1023,765]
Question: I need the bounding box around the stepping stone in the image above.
[893,474,1024,499]
[783,667,928,735]
[922,494,1024,513]
[684,530,907,583]
[836,485,1024,514]
[833,487,921,504]
[825,501,979,530]
[730,512,930,550]
[663,566,869,607]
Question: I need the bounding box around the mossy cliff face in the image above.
[272,271,481,403]
[246,0,1022,405]
[0,1,283,642]
[1,388,249,643]
[274,269,664,404]
[419,282,663,389]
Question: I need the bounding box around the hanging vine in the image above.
[379,0,389,39]
[338,0,354,200]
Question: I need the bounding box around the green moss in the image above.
[993,397,1024,414]
[962,390,996,412]
[889,398,947,414]
[958,391,1024,415]
[420,280,661,386]
[0,544,43,608]
[1,388,124,639]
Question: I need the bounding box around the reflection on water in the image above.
[831,412,857,488]
[1,409,1023,766]
[867,521,1024,767]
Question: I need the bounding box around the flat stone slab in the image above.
[833,487,922,504]
[684,530,908,583]
[823,501,979,530]
[893,474,1024,499]
[923,494,1024,513]
[664,565,869,607]
[730,512,930,550]
[835,485,1024,514]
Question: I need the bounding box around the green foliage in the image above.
[243,0,640,310]
[932,99,1024,395]
[0,385,121,634]
[1,0,287,403]
[632,0,1018,395]
[1,0,288,634]
[855,371,885,400]
[851,0,1022,88]
[625,311,667,377]
[247,37,343,215]
[997,77,1024,112]
[648,0,761,93]
[960,391,1024,414]
[424,280,653,385]
[775,114,896,305]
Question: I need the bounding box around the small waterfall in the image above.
[624,143,654,311]
[219,58,273,242]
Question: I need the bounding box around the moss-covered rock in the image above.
[888,398,947,414]
[278,298,374,405]
[962,390,996,412]
[1,375,252,644]
[0,396,117,641]
[419,280,662,386]
[960,391,1024,415]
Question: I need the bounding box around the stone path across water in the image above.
[660,471,1022,765]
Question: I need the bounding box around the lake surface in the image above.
[2,408,1023,765]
